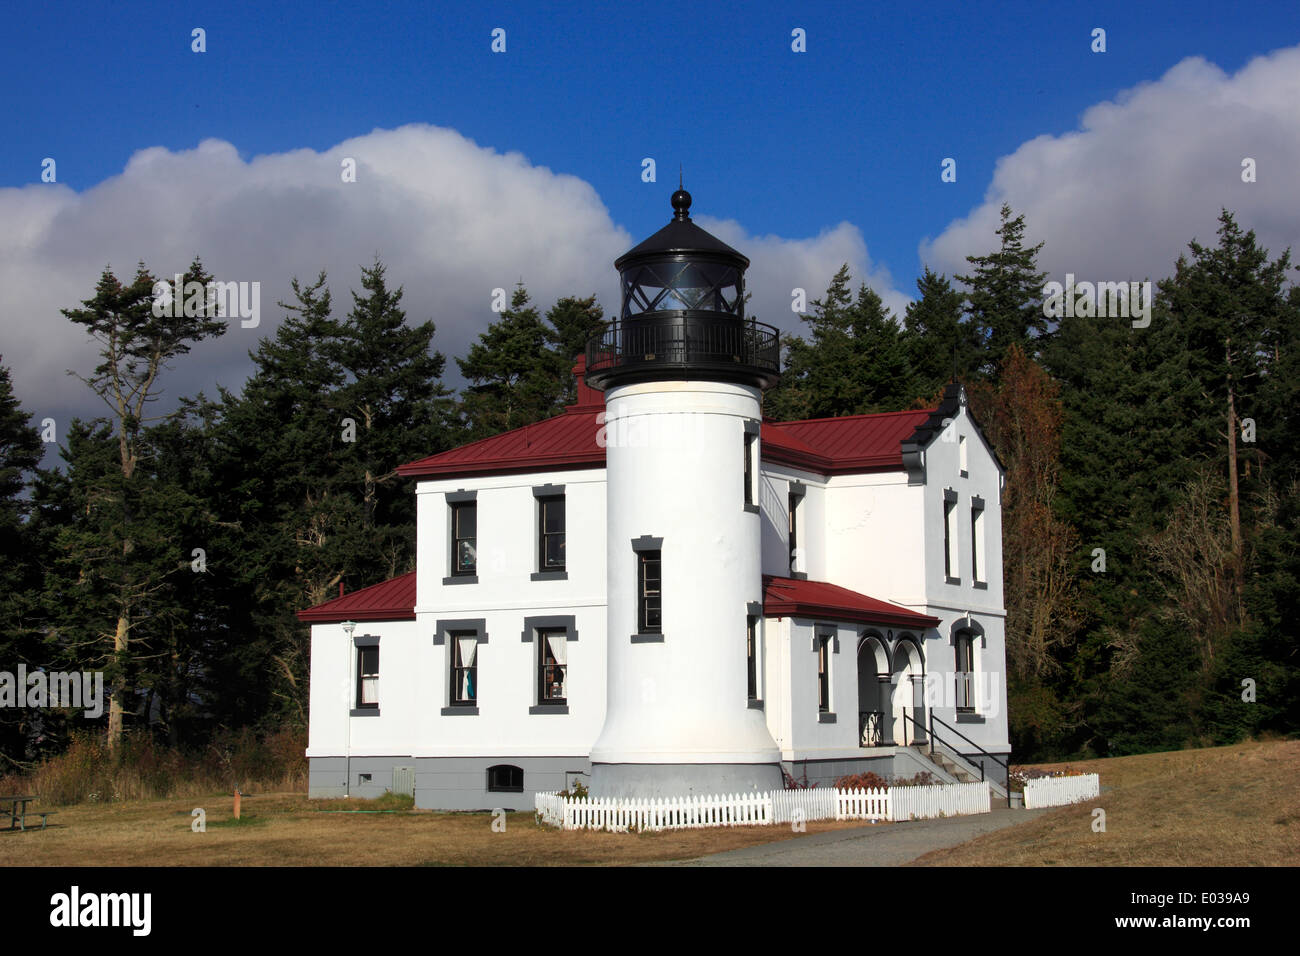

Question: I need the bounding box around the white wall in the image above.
[414,468,607,616]
[916,406,1009,757]
[308,467,613,761]
[306,619,423,760]
[758,465,827,580]
[760,402,1010,762]
[824,471,927,606]
[777,619,862,757]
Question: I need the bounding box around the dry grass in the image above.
[8,739,1295,866]
[912,738,1300,866]
[0,792,876,867]
[0,729,308,806]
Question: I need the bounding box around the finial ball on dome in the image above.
[671,188,692,219]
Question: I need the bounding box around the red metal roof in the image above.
[298,570,937,629]
[762,575,939,629]
[763,410,933,474]
[296,571,416,623]
[398,374,938,480]
[397,407,606,479]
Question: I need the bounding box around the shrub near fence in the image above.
[536,781,990,832]
[1022,773,1100,809]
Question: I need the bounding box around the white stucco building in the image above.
[301,190,1010,809]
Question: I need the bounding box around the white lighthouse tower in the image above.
[585,187,784,796]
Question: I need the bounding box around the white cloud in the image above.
[700,216,909,327]
[920,46,1300,292]
[0,123,888,445]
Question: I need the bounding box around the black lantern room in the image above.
[584,187,780,391]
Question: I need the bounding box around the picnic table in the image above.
[0,795,56,831]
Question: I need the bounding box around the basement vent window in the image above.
[487,764,524,793]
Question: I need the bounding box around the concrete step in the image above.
[919,746,1011,802]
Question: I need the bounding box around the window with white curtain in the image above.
[538,629,568,703]
[450,632,478,704]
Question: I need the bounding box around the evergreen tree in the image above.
[136,397,233,744]
[767,266,919,420]
[0,361,45,764]
[457,283,557,438]
[544,295,606,407]
[333,259,456,558]
[903,268,982,393]
[1048,211,1300,755]
[1157,210,1297,576]
[1043,291,1199,638]
[59,259,226,751]
[955,204,1049,374]
[208,272,356,726]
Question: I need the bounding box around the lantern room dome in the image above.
[585,187,780,391]
[615,188,749,271]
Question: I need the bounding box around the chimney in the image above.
[569,355,604,408]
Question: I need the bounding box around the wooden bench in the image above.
[32,811,57,830]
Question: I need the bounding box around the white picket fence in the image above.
[1022,773,1100,809]
[771,787,835,824]
[535,791,771,832]
[536,781,989,832]
[891,781,991,820]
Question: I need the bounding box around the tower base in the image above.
[590,761,783,799]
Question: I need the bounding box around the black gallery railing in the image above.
[586,317,780,378]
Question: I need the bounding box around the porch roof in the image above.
[297,571,941,631]
[762,575,940,629]
[296,571,417,623]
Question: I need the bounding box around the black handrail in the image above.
[928,711,1012,809]
[900,711,925,748]
[586,316,780,378]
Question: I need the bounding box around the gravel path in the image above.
[658,807,1049,866]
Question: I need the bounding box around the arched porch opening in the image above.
[856,633,890,747]
[891,636,925,746]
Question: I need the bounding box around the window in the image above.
[817,635,831,713]
[538,495,565,571]
[487,764,523,793]
[355,645,378,710]
[451,501,477,575]
[638,550,661,634]
[788,491,799,573]
[537,628,567,704]
[450,631,478,705]
[959,434,968,475]
[971,498,986,585]
[743,427,759,511]
[746,616,758,701]
[944,490,959,582]
[955,632,975,712]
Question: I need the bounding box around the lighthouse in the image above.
[585,187,785,796]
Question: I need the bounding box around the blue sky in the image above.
[6,0,1296,280]
[3,0,1299,445]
